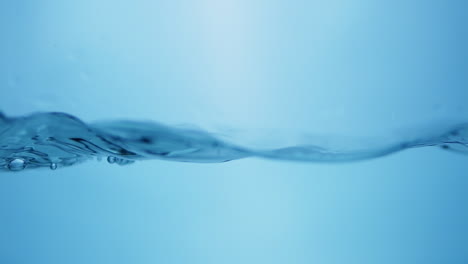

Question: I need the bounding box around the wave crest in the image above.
[1,112,467,171]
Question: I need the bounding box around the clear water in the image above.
[1,1,467,264]
[1,111,467,172]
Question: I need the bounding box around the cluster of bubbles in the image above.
[4,156,133,172]
[107,156,135,166]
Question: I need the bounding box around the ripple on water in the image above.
[0,111,467,172]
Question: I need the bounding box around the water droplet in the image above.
[50,163,57,170]
[8,158,26,171]
[107,156,116,164]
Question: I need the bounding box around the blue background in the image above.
[1,0,467,263]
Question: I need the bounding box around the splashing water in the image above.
[0,112,467,171]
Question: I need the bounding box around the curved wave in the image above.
[0,112,467,171]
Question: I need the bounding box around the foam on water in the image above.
[0,112,467,171]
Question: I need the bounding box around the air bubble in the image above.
[116,159,135,166]
[107,156,116,164]
[8,158,26,171]
[107,156,134,165]
[50,163,57,170]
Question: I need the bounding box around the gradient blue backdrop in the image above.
[1,0,467,263]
